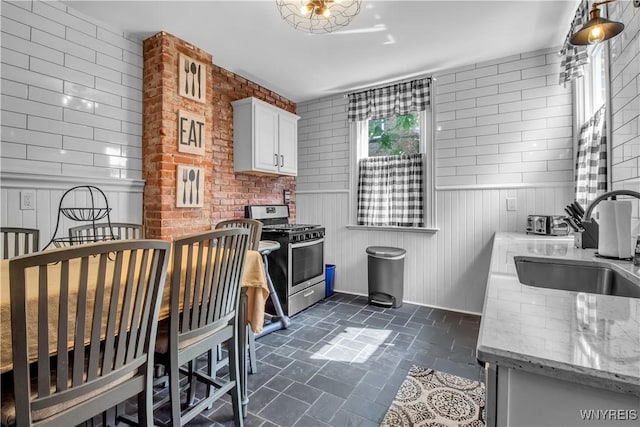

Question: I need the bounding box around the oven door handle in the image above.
[290,237,324,249]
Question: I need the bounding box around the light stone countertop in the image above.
[476,232,640,396]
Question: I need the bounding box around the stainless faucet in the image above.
[583,190,640,222]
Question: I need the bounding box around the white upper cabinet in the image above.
[232,97,299,176]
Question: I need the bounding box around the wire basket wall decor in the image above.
[45,185,116,249]
[60,207,111,222]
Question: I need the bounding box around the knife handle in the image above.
[572,201,585,216]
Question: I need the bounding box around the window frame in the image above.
[347,107,437,232]
[573,40,612,191]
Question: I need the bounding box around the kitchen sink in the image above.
[514,256,640,299]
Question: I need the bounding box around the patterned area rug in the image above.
[380,366,486,427]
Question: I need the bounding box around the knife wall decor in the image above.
[176,165,204,208]
[178,110,205,156]
[178,53,206,103]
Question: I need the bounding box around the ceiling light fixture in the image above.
[569,0,624,45]
[276,0,362,34]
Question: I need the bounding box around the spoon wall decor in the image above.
[191,62,197,96]
[189,169,195,204]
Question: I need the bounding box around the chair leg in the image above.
[205,348,217,410]
[187,360,196,405]
[228,334,244,427]
[248,326,257,374]
[217,343,223,361]
[138,389,153,427]
[169,358,182,427]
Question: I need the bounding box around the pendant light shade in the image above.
[569,0,624,45]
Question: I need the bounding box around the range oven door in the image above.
[288,238,325,295]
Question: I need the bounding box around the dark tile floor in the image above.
[150,292,483,426]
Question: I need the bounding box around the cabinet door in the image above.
[253,102,279,173]
[278,113,298,175]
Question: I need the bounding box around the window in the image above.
[349,109,435,230]
[575,43,607,125]
[368,113,420,157]
[346,78,435,230]
[574,43,608,207]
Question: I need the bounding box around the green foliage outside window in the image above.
[368,113,420,156]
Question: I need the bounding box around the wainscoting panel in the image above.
[1,173,143,250]
[296,185,573,314]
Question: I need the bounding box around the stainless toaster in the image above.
[526,215,570,236]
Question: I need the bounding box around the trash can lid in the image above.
[366,246,406,257]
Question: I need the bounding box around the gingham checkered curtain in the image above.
[348,78,430,122]
[575,105,607,207]
[357,154,424,227]
[559,0,589,85]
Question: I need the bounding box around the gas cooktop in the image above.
[262,223,321,232]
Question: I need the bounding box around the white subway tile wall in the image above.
[296,48,574,191]
[295,50,576,311]
[0,0,143,179]
[435,47,573,187]
[297,94,350,191]
[609,0,640,223]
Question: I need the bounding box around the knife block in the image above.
[575,220,599,249]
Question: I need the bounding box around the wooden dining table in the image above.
[0,246,269,415]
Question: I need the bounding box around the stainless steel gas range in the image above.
[246,205,325,316]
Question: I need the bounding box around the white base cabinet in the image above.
[487,365,639,427]
[232,97,299,176]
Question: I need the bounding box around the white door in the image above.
[278,113,298,175]
[253,103,279,173]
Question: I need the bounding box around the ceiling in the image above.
[64,0,578,103]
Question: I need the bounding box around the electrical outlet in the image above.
[506,197,517,211]
[20,191,35,210]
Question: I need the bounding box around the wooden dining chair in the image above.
[215,219,262,252]
[215,218,262,373]
[154,228,249,427]
[68,222,143,244]
[0,227,39,259]
[2,239,170,427]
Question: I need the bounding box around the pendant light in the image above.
[276,0,362,34]
[569,0,624,45]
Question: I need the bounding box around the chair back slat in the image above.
[125,249,150,364]
[8,239,170,426]
[36,265,50,398]
[72,256,90,387]
[215,219,262,251]
[114,250,137,369]
[171,228,249,345]
[68,222,143,244]
[87,254,109,380]
[101,251,123,375]
[1,227,39,259]
[57,260,70,393]
[135,250,162,359]
[190,242,205,331]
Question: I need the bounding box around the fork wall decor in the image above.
[178,53,206,103]
[176,165,204,208]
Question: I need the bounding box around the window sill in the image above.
[346,225,439,233]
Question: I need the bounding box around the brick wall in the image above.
[142,32,295,241]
